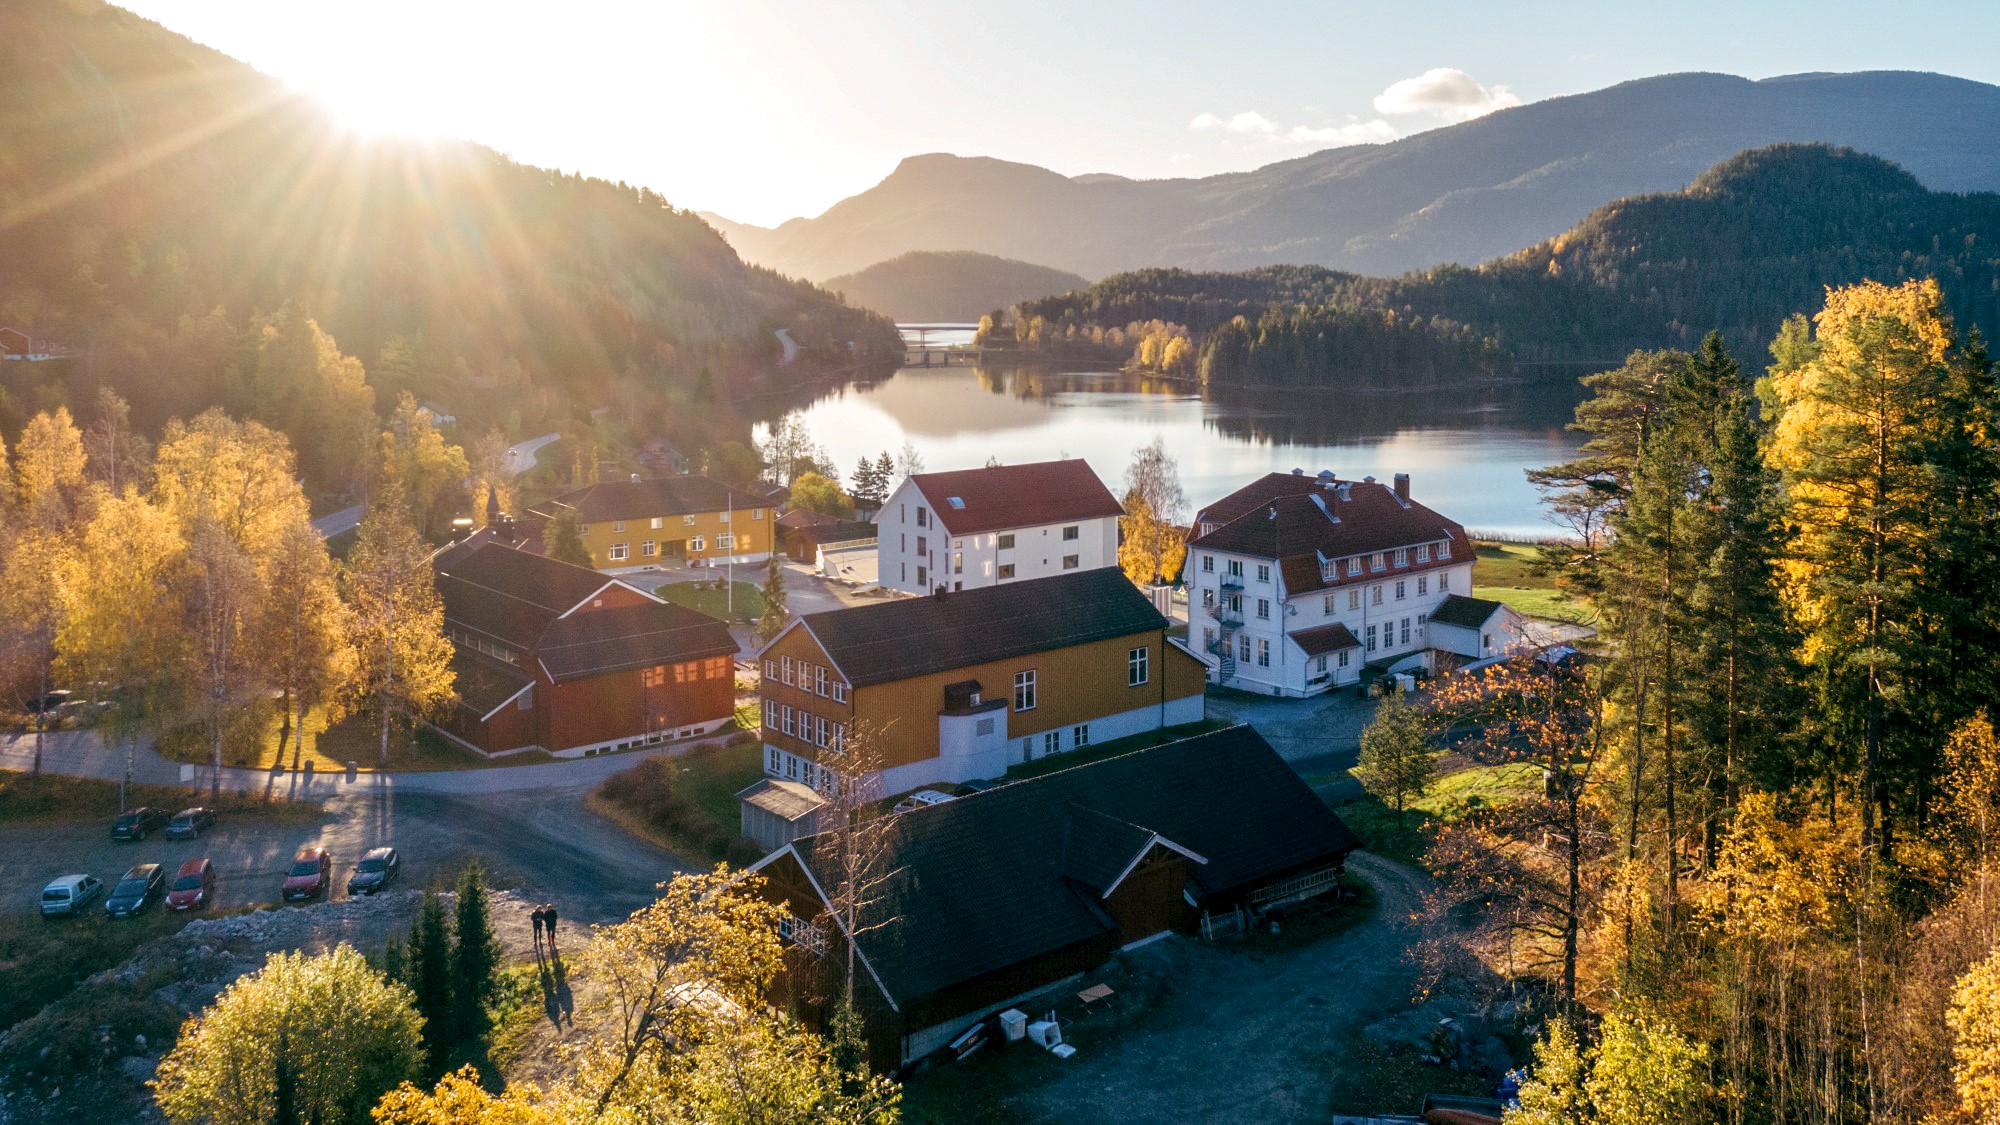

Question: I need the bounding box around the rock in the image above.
[134,1034,147,1050]
[117,1056,158,1085]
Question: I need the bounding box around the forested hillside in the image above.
[824,251,1087,322]
[1009,145,2000,387]
[0,0,899,495]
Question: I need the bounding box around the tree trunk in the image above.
[275,688,293,770]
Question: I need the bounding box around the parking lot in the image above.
[1,783,692,924]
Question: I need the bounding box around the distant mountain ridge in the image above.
[824,252,1088,322]
[711,71,2000,281]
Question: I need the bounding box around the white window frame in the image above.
[612,520,626,533]
[1394,548,1409,568]
[1013,669,1037,711]
[690,535,705,551]
[716,533,734,549]
[814,666,828,697]
[781,656,794,685]
[831,679,848,703]
[1416,544,1430,562]
[642,540,657,557]
[1128,646,1149,687]
[1347,558,1362,577]
[608,543,629,561]
[651,517,665,529]
[1257,639,1270,667]
[1439,540,1452,559]
[1072,724,1090,748]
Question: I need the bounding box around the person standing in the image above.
[543,902,560,958]
[530,904,547,964]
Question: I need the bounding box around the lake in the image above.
[759,363,1588,538]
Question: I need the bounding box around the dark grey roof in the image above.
[786,725,1362,1008]
[538,603,737,681]
[540,475,771,523]
[1429,594,1510,629]
[798,569,1165,687]
[451,650,535,716]
[738,779,827,822]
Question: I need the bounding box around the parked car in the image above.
[282,847,332,901]
[105,864,166,917]
[166,807,217,840]
[111,807,170,841]
[892,790,955,814]
[24,690,70,714]
[39,874,103,918]
[346,847,401,896]
[166,858,216,911]
[953,778,1004,797]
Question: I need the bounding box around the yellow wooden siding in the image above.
[579,506,774,567]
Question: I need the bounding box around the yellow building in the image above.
[534,475,777,569]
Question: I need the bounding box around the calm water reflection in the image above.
[759,366,1586,537]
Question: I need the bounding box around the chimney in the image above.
[1394,473,1410,502]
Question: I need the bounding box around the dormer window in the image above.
[1439,541,1452,559]
[1394,548,1409,568]
[1416,544,1430,563]
[1347,558,1362,577]
[1371,553,1386,572]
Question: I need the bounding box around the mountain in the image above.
[823,252,1088,322]
[712,71,2000,282]
[0,0,898,486]
[1010,145,2000,387]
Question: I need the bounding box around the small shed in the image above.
[737,777,829,852]
[1427,595,1525,660]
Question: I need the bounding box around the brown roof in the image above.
[538,475,771,524]
[909,459,1123,536]
[1288,622,1361,656]
[1190,476,1466,596]
[794,569,1165,688]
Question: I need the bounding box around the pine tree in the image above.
[449,860,499,1057]
[1354,692,1437,829]
[406,885,454,1078]
[755,552,789,644]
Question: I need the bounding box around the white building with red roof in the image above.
[1186,469,1514,697]
[875,459,1125,595]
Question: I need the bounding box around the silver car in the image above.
[40,874,104,918]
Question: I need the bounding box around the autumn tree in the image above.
[1507,1018,1589,1125]
[1354,692,1437,829]
[182,514,263,801]
[14,405,87,527]
[152,945,422,1125]
[759,417,826,488]
[242,305,377,493]
[373,1066,581,1125]
[790,471,854,518]
[541,508,593,570]
[1948,947,2000,1122]
[345,488,455,767]
[81,386,152,494]
[153,409,311,564]
[466,428,514,528]
[381,392,472,540]
[1118,437,1189,585]
[259,518,357,770]
[0,528,77,778]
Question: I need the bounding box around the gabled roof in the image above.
[538,475,771,524]
[1428,594,1512,629]
[537,602,737,681]
[796,569,1164,687]
[778,725,1360,1009]
[1190,475,1466,595]
[449,650,536,719]
[737,778,827,823]
[906,459,1123,536]
[1288,622,1361,656]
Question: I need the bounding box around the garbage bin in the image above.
[346,760,358,782]
[998,1009,1028,1042]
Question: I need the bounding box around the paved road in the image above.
[311,504,364,538]
[504,432,561,476]
[774,328,799,365]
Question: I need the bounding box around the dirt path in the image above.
[1003,851,1431,1125]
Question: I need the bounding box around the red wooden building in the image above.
[432,531,739,757]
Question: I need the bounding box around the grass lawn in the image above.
[1333,760,1545,866]
[0,770,321,825]
[587,738,767,863]
[1471,540,1590,623]
[1003,718,1230,782]
[156,704,554,773]
[654,580,766,625]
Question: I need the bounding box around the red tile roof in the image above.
[909,459,1123,536]
[1190,474,1466,596]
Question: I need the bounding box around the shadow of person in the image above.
[538,959,562,1027]
[552,957,575,1027]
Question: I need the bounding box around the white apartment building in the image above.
[1184,469,1501,697]
[875,459,1124,596]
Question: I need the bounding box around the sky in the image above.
[122,0,2000,228]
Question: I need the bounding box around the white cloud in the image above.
[1371,67,1521,123]
[1189,110,1396,148]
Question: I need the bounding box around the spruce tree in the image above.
[406,885,454,1077]
[543,508,593,569]
[449,860,499,1056]
[755,551,789,644]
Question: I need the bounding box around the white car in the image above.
[40,874,104,918]
[891,790,956,815]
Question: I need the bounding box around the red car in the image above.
[282,847,332,902]
[166,858,216,911]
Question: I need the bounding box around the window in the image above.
[767,746,781,774]
[916,566,928,588]
[1366,624,1377,652]
[1371,552,1386,572]
[1395,580,1407,600]
[916,507,929,527]
[683,515,697,526]
[831,723,847,753]
[1043,730,1060,756]
[1256,563,1271,582]
[763,700,777,729]
[689,536,705,551]
[1203,627,1215,651]
[608,543,629,561]
[1338,650,1350,668]
[916,536,927,555]
[998,563,1015,579]
[1013,670,1037,711]
[1202,589,1215,607]
[1257,598,1270,619]
[1417,575,1428,595]
[1072,724,1090,748]
[1257,639,1270,667]
[1201,554,1213,572]
[831,680,848,703]
[1372,585,1384,605]
[1347,558,1362,577]
[644,665,667,689]
[613,520,626,533]
[815,716,831,749]
[1439,571,1451,591]
[1062,555,1080,570]
[781,656,794,685]
[650,517,664,529]
[1439,541,1452,559]
[738,533,752,550]
[780,705,795,736]
[754,509,764,520]
[1394,548,1409,568]
[1324,594,1335,615]
[953,552,963,574]
[814,666,828,697]
[716,533,733,549]
[1400,617,1411,646]
[764,659,776,679]
[1128,646,1150,686]
[998,533,1015,549]
[1416,613,1427,640]
[1416,544,1430,562]
[1238,634,1251,661]
[1348,589,1361,611]
[641,540,657,557]
[1062,525,1079,541]
[1227,559,1244,578]
[786,754,799,780]
[720,510,732,523]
